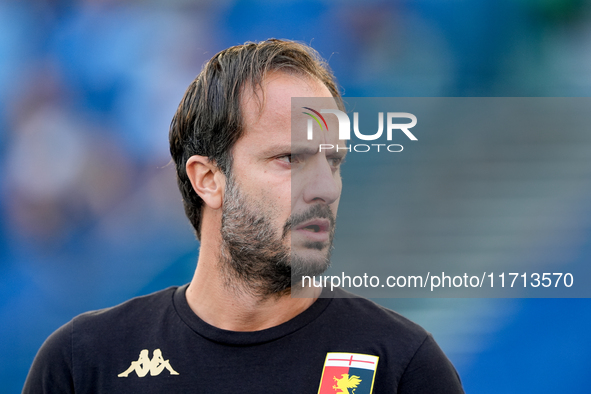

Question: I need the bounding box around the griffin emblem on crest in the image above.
[332,373,362,394]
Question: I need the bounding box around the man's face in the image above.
[219,72,345,296]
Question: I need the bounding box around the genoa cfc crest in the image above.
[317,352,379,394]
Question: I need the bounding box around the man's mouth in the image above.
[283,204,336,241]
[295,219,331,233]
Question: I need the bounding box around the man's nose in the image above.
[301,156,341,205]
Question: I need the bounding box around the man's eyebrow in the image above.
[260,144,319,156]
[291,146,321,156]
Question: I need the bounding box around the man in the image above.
[24,39,464,393]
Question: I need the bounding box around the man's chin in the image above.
[290,250,331,280]
[291,236,331,253]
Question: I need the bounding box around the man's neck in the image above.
[185,250,320,332]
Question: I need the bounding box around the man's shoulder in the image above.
[76,286,177,321]
[41,285,182,362]
[323,287,430,344]
[327,287,427,327]
[318,288,464,392]
[70,286,180,332]
[23,287,184,393]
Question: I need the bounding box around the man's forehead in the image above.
[241,72,335,128]
[291,95,341,146]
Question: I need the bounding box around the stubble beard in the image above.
[219,175,335,299]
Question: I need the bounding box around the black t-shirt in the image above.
[23,285,464,393]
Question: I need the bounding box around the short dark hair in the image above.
[169,39,342,239]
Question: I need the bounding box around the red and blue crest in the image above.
[317,352,379,394]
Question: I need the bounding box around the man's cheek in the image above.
[331,199,341,217]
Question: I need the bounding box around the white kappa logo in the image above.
[118,348,179,377]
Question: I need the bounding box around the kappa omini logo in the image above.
[118,348,179,378]
[317,352,379,394]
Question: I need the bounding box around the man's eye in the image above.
[277,154,303,164]
[328,157,344,168]
[277,155,292,164]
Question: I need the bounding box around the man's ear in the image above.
[186,155,224,210]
